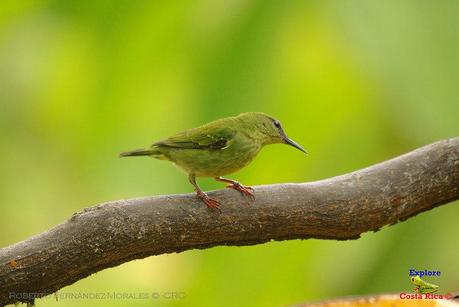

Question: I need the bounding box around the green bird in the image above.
[120,112,306,209]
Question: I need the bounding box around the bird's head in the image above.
[238,112,307,154]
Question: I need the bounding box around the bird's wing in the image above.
[153,126,236,150]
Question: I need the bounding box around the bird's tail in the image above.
[119,147,159,158]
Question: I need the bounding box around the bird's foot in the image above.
[226,182,255,200]
[196,190,221,210]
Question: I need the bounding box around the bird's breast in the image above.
[169,139,261,177]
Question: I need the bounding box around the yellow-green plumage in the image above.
[120,112,306,209]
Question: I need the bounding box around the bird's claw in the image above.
[226,182,255,200]
[197,191,221,210]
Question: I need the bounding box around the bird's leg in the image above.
[215,177,254,199]
[188,174,220,210]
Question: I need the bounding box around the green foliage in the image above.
[0,1,458,306]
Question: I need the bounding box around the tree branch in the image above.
[1,137,459,306]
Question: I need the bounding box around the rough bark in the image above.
[1,137,459,306]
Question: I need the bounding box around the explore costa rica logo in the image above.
[399,268,454,300]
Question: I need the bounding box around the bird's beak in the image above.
[284,136,308,154]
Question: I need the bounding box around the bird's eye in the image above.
[274,121,281,128]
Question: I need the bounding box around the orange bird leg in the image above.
[189,174,220,210]
[215,177,254,199]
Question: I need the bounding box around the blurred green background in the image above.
[1,1,459,306]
